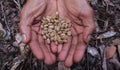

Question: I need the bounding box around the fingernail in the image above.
[22,34,26,41]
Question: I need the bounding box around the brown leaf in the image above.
[118,45,120,57]
[106,45,116,59]
[112,39,120,45]
[58,62,71,70]
[0,22,6,36]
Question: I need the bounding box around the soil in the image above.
[0,0,120,70]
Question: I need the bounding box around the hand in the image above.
[57,0,95,67]
[19,0,58,65]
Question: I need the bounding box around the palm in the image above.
[57,0,95,67]
[20,0,57,65]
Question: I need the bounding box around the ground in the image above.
[0,0,120,70]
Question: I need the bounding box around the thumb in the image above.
[83,27,92,43]
[83,20,95,43]
[19,19,32,43]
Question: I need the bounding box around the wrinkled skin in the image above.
[56,0,95,67]
[19,0,95,67]
[20,0,58,65]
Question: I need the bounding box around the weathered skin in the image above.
[57,0,95,67]
[19,0,95,67]
[20,0,57,65]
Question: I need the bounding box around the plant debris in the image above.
[0,0,120,70]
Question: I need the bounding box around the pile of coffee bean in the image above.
[41,13,71,45]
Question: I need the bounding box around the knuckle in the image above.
[81,7,94,18]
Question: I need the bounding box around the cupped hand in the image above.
[57,0,95,67]
[19,0,58,65]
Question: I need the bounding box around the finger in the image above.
[19,0,47,43]
[45,42,51,52]
[83,20,95,43]
[58,37,72,61]
[64,33,78,67]
[19,20,32,43]
[57,44,63,53]
[20,7,33,43]
[44,0,57,17]
[73,34,87,63]
[38,34,54,65]
[50,42,58,53]
[29,31,44,60]
[45,42,56,63]
[50,53,56,64]
[79,7,95,43]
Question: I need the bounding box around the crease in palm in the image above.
[20,0,95,67]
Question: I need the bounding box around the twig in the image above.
[99,45,107,70]
[104,20,109,31]
[102,46,107,70]
[13,0,21,11]
[0,1,11,32]
[10,56,25,70]
[87,52,89,70]
[109,57,120,69]
[58,62,71,70]
[1,62,9,70]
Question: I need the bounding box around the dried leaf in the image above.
[58,62,71,70]
[87,46,99,56]
[106,45,116,59]
[109,57,120,70]
[15,33,22,44]
[15,33,29,55]
[97,31,116,39]
[0,22,6,38]
[112,39,120,45]
[118,45,120,57]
